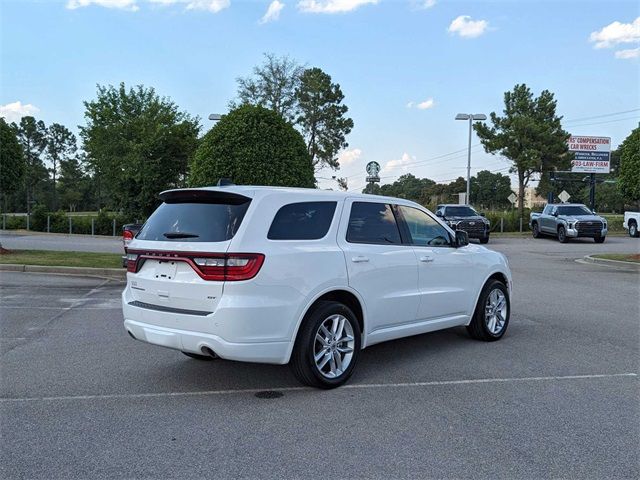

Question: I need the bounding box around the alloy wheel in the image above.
[485,289,507,335]
[313,314,355,379]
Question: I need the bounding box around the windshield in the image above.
[445,206,478,217]
[557,205,592,216]
[136,201,250,242]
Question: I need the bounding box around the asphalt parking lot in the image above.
[1,237,639,479]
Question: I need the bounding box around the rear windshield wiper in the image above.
[163,232,200,239]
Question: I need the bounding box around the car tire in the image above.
[466,279,510,342]
[480,236,490,244]
[629,222,639,238]
[594,236,606,244]
[532,223,540,238]
[290,301,361,389]
[558,226,569,243]
[182,351,214,361]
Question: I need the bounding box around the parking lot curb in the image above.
[0,263,126,280]
[582,255,640,270]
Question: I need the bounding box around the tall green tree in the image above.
[0,118,26,212]
[617,126,640,208]
[14,116,48,214]
[295,68,354,172]
[45,123,77,210]
[189,105,314,188]
[474,84,570,219]
[58,157,92,212]
[80,83,200,216]
[470,170,512,209]
[234,53,303,122]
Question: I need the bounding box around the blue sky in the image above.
[1,0,639,191]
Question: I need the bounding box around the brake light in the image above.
[123,230,134,241]
[126,253,138,272]
[127,250,264,281]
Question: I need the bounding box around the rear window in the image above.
[136,201,250,242]
[268,202,337,240]
[346,202,401,245]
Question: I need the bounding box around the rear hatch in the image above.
[125,189,255,314]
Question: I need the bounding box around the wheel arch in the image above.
[467,270,511,326]
[284,287,367,363]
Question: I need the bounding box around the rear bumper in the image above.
[124,319,291,364]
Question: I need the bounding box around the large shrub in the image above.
[189,105,315,188]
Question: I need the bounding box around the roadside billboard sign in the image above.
[568,135,611,173]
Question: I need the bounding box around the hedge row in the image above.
[2,207,140,236]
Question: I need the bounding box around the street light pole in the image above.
[456,113,487,205]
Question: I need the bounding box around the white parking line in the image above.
[0,372,636,403]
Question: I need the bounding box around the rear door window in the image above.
[346,202,402,245]
[136,201,250,242]
[268,202,337,240]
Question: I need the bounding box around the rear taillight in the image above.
[127,251,264,281]
[126,253,138,272]
[123,230,134,241]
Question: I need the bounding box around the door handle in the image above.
[351,256,369,263]
[419,256,434,263]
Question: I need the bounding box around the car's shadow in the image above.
[145,326,483,392]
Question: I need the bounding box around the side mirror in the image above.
[480,212,486,217]
[455,230,469,247]
[552,211,558,217]
[436,211,443,217]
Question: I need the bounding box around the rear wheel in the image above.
[594,236,606,244]
[290,301,361,389]
[532,222,540,238]
[629,221,638,238]
[182,351,214,361]
[467,280,510,341]
[558,226,568,243]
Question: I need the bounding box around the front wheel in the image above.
[467,279,510,341]
[480,235,490,244]
[558,226,569,243]
[532,223,540,238]
[629,222,638,238]
[594,236,606,244]
[290,301,361,389]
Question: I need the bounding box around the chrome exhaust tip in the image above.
[201,346,218,358]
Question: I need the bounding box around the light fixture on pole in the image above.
[208,113,222,121]
[455,113,486,205]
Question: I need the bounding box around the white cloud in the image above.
[381,152,414,175]
[615,47,640,59]
[448,15,489,38]
[406,98,435,109]
[338,148,362,167]
[417,98,435,109]
[260,0,284,23]
[297,0,377,14]
[416,0,436,9]
[0,101,40,123]
[590,17,640,49]
[66,0,139,11]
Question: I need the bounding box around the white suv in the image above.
[122,186,512,388]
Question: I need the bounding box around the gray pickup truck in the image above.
[530,203,608,243]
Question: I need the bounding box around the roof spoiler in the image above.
[159,189,250,205]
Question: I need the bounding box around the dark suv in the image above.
[436,204,490,244]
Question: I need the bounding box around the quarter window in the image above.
[268,202,337,240]
[346,202,402,245]
[398,206,451,247]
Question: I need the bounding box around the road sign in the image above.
[558,190,571,203]
[568,136,611,173]
[507,193,517,205]
[365,161,380,183]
